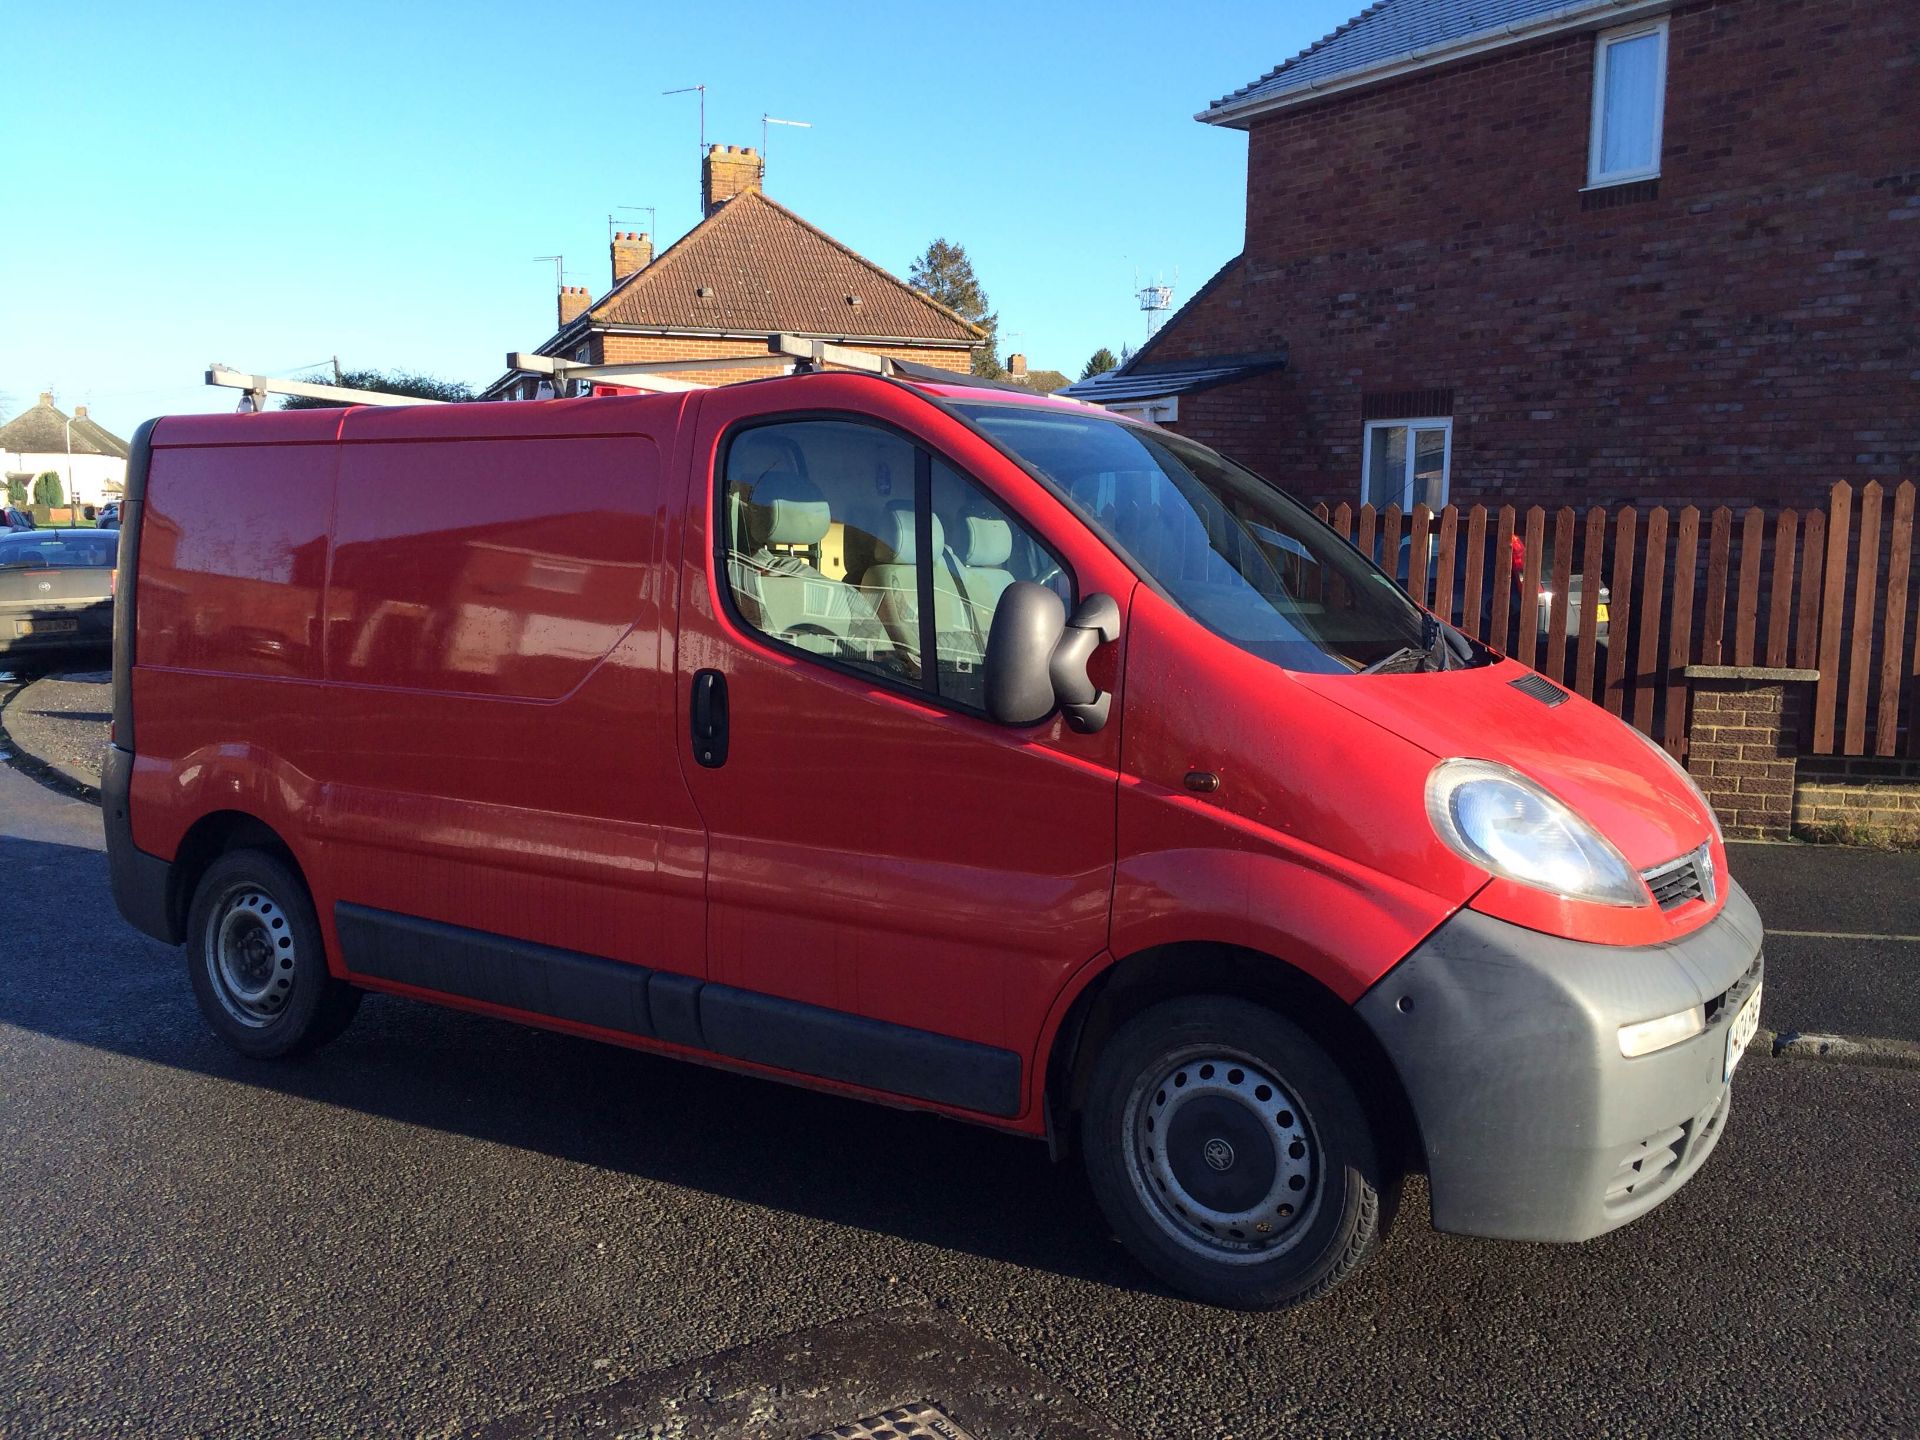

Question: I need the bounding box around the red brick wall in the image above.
[597,334,973,389]
[1157,0,1919,512]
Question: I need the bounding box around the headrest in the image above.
[871,505,943,566]
[959,515,1012,567]
[744,472,831,548]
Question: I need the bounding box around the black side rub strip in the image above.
[334,903,1023,1117]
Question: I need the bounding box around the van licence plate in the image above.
[1724,981,1763,1081]
[16,617,78,636]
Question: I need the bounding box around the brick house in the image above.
[1065,0,1919,513]
[487,145,982,397]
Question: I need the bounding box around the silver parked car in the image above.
[0,528,118,658]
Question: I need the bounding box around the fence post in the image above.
[1461,506,1488,640]
[1432,506,1460,627]
[1577,507,1607,701]
[1408,505,1433,608]
[1813,482,1853,753]
[1766,510,1798,669]
[1878,482,1915,758]
[1544,507,1575,684]
[1844,481,1884,756]
[1665,506,1701,756]
[1604,508,1636,715]
[1490,507,1517,653]
[1633,508,1669,737]
[1702,507,1732,665]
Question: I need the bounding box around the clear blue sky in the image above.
[1,1,1355,438]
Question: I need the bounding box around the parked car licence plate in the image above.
[16,617,79,635]
[1724,980,1763,1081]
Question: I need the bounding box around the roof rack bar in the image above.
[770,334,894,376]
[509,351,771,380]
[205,364,446,411]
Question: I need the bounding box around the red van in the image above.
[104,361,1762,1308]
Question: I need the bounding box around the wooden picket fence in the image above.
[1310,480,1920,759]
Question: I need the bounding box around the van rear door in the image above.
[671,378,1133,1121]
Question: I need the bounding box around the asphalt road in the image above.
[2,761,1917,1439]
[1727,841,1920,1043]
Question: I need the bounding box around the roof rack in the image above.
[210,336,1014,413]
[206,364,451,412]
[504,333,898,398]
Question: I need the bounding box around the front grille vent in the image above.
[1642,844,1716,910]
[1509,672,1569,707]
[1606,1123,1687,1206]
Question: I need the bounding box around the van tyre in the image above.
[186,850,361,1059]
[1082,995,1391,1309]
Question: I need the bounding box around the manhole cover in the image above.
[808,1401,980,1440]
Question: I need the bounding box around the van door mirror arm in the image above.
[1050,593,1121,733]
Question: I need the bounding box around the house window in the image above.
[1362,418,1451,511]
[1588,18,1667,187]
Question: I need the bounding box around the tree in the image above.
[909,238,1003,379]
[1080,347,1120,380]
[32,472,64,508]
[280,368,474,410]
[5,475,26,506]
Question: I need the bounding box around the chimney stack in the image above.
[1008,354,1028,380]
[74,405,89,419]
[611,231,653,286]
[702,144,764,218]
[558,285,593,327]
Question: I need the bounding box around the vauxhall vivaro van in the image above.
[105,354,1761,1307]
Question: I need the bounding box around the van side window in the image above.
[929,458,1069,710]
[720,420,1067,710]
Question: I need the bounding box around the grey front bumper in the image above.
[1357,882,1764,1243]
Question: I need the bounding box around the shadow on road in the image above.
[0,833,1148,1297]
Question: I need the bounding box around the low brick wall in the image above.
[1683,666,1817,840]
[1793,756,1920,842]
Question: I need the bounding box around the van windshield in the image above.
[953,403,1450,675]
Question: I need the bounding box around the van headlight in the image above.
[1426,759,1648,907]
[1627,725,1723,841]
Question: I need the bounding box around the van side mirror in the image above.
[984,582,1121,732]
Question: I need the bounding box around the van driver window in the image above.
[720,419,1068,710]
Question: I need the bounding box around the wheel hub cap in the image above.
[209,889,296,1027]
[1130,1053,1319,1260]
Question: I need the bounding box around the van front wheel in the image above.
[1082,995,1391,1309]
[186,850,361,1060]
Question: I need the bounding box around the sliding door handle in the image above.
[690,669,730,768]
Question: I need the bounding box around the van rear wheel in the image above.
[186,849,360,1059]
[1082,995,1391,1309]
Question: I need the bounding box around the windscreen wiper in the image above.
[1362,613,1447,675]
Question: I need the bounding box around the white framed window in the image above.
[1361,418,1451,511]
[1588,18,1668,187]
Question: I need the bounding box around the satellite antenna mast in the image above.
[1137,270,1176,338]
[665,85,707,209]
[761,113,812,169]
